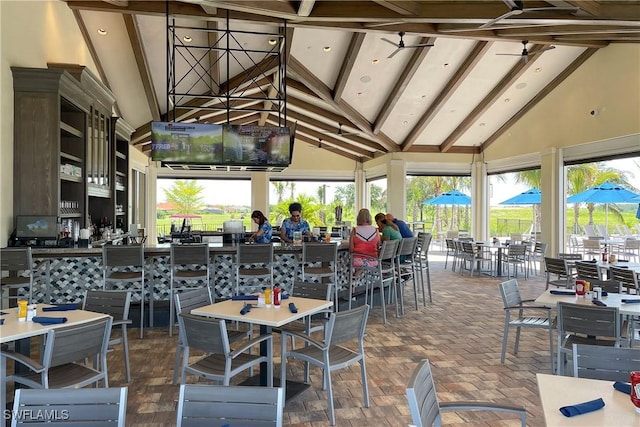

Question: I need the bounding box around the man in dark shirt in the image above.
[386,213,413,238]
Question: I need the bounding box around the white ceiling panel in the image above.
[136,15,167,113]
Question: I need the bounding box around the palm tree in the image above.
[270,194,323,227]
[272,182,287,204]
[163,180,205,214]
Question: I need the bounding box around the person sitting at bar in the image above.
[350,208,380,268]
[375,212,401,241]
[248,210,272,244]
[280,202,311,243]
[386,213,413,238]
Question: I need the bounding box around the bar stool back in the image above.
[0,247,34,308]
[300,243,338,310]
[415,232,433,304]
[235,244,274,296]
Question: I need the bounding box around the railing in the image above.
[491,219,532,237]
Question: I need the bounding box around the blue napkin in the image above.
[622,299,640,304]
[31,316,68,325]
[231,295,258,301]
[240,304,252,315]
[289,302,298,313]
[0,311,8,315]
[601,291,608,297]
[559,398,605,417]
[550,290,576,295]
[592,300,607,307]
[281,293,290,300]
[0,319,4,325]
[42,304,78,312]
[613,382,631,395]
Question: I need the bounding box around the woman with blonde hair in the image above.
[349,208,380,267]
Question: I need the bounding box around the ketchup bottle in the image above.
[273,285,281,306]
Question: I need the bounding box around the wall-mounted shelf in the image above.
[60,121,83,138]
[60,152,83,163]
[60,173,83,183]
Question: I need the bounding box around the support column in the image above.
[146,162,158,245]
[540,147,564,256]
[251,172,270,231]
[355,163,366,214]
[387,159,406,217]
[471,160,488,242]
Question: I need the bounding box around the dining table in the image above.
[537,373,639,426]
[0,304,110,415]
[534,289,640,317]
[191,296,333,400]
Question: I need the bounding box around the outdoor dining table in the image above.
[537,373,638,426]
[474,241,510,276]
[191,296,333,399]
[534,289,640,317]
[0,304,110,415]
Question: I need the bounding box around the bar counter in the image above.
[26,241,351,304]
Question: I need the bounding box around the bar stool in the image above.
[0,247,34,308]
[300,242,339,310]
[169,243,210,336]
[235,243,274,296]
[102,245,153,339]
[395,237,418,313]
[415,232,433,304]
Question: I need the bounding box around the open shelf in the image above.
[116,151,126,160]
[60,173,82,183]
[60,121,83,138]
[115,171,126,177]
[60,152,82,163]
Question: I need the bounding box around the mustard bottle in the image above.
[18,300,28,322]
[264,288,272,306]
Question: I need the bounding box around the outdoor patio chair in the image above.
[11,387,127,427]
[583,224,599,238]
[1,247,34,308]
[609,265,639,294]
[396,236,419,312]
[443,238,457,271]
[280,304,370,426]
[619,238,640,263]
[558,252,582,261]
[575,260,602,281]
[300,242,339,309]
[406,359,526,427]
[499,279,555,371]
[582,238,602,259]
[414,231,432,304]
[235,243,274,296]
[176,384,284,427]
[556,302,621,375]
[597,224,610,240]
[568,235,583,254]
[501,244,528,279]
[572,344,640,382]
[543,257,573,289]
[527,241,547,276]
[459,241,492,277]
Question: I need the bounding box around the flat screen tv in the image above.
[222,125,292,166]
[151,122,223,164]
[15,215,59,239]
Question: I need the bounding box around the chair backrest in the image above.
[291,281,333,301]
[46,317,113,368]
[102,245,144,268]
[461,241,476,255]
[499,279,522,308]
[444,238,455,251]
[558,253,582,260]
[417,232,432,255]
[1,247,33,272]
[575,261,601,281]
[544,257,569,276]
[609,266,639,291]
[237,243,274,265]
[510,233,523,243]
[587,279,621,294]
[596,225,609,240]
[12,387,128,427]
[507,244,527,258]
[177,313,230,355]
[302,242,338,264]
[397,237,418,257]
[582,238,602,251]
[583,224,598,237]
[557,302,620,343]
[573,344,640,382]
[379,239,400,262]
[446,230,459,239]
[174,287,213,314]
[534,241,547,255]
[326,304,369,347]
[83,290,131,321]
[171,243,210,266]
[406,359,441,427]
[176,384,284,427]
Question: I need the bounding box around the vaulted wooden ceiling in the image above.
[65,0,640,161]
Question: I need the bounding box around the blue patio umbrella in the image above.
[499,188,541,233]
[566,182,640,230]
[422,190,471,206]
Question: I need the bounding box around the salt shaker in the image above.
[26,304,37,321]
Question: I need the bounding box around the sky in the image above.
[156,157,640,208]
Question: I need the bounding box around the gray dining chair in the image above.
[280,304,370,426]
[176,384,284,427]
[575,260,602,281]
[0,247,34,308]
[396,236,419,312]
[543,257,573,289]
[300,242,339,309]
[572,344,640,382]
[11,387,128,427]
[415,231,433,304]
[235,243,274,296]
[609,265,639,294]
[406,359,526,427]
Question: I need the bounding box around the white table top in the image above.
[191,297,333,328]
[0,304,110,344]
[535,289,640,316]
[537,373,640,426]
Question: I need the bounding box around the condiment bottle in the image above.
[264,287,272,307]
[17,300,28,322]
[273,285,281,307]
[27,304,37,321]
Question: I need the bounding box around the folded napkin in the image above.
[281,293,290,300]
[240,304,252,315]
[0,311,7,315]
[289,302,298,313]
[231,295,258,301]
[0,318,4,325]
[621,299,640,304]
[601,291,608,297]
[31,316,68,325]
[559,398,605,417]
[613,382,631,395]
[42,304,78,312]
[592,300,607,307]
[550,290,576,295]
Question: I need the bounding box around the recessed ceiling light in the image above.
[443,63,450,68]
[268,38,278,46]
[402,120,409,125]
[360,75,372,83]
[479,122,486,127]
[516,82,527,90]
[372,59,379,64]
[421,95,427,99]
[183,35,193,43]
[504,98,510,103]
[535,67,542,73]
[97,28,108,36]
[322,46,331,52]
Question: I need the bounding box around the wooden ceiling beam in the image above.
[407,145,480,154]
[439,44,547,153]
[297,0,316,17]
[123,14,160,122]
[292,132,361,162]
[561,1,601,17]
[211,110,259,125]
[103,0,128,6]
[333,32,366,102]
[496,25,640,37]
[371,1,422,16]
[373,36,436,134]
[401,40,493,151]
[481,48,599,152]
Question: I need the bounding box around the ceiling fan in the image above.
[496,40,555,63]
[322,123,359,137]
[479,0,580,29]
[381,32,435,59]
